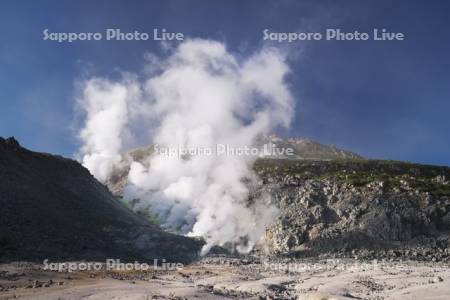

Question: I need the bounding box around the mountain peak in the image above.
[0,136,21,149]
[263,135,362,160]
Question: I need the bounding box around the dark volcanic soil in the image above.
[0,137,201,263]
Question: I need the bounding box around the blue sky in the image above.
[1,0,449,165]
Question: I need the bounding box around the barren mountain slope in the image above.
[0,137,201,263]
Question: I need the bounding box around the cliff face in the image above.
[256,159,450,260]
[0,137,201,263]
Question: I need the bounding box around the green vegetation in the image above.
[254,158,450,197]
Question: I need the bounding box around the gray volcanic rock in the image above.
[0,137,201,263]
[261,135,362,160]
[256,159,450,261]
[106,145,156,196]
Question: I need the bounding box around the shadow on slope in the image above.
[0,137,202,263]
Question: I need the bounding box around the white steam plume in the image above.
[76,77,142,182]
[77,39,294,254]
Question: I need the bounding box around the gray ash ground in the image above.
[1,254,449,300]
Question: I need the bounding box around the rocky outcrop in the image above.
[0,137,201,263]
[257,159,450,261]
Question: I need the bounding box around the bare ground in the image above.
[0,256,449,300]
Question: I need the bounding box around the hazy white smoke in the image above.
[77,77,142,182]
[77,39,294,254]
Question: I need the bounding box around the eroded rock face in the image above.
[257,160,450,260]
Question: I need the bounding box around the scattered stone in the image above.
[429,276,444,283]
